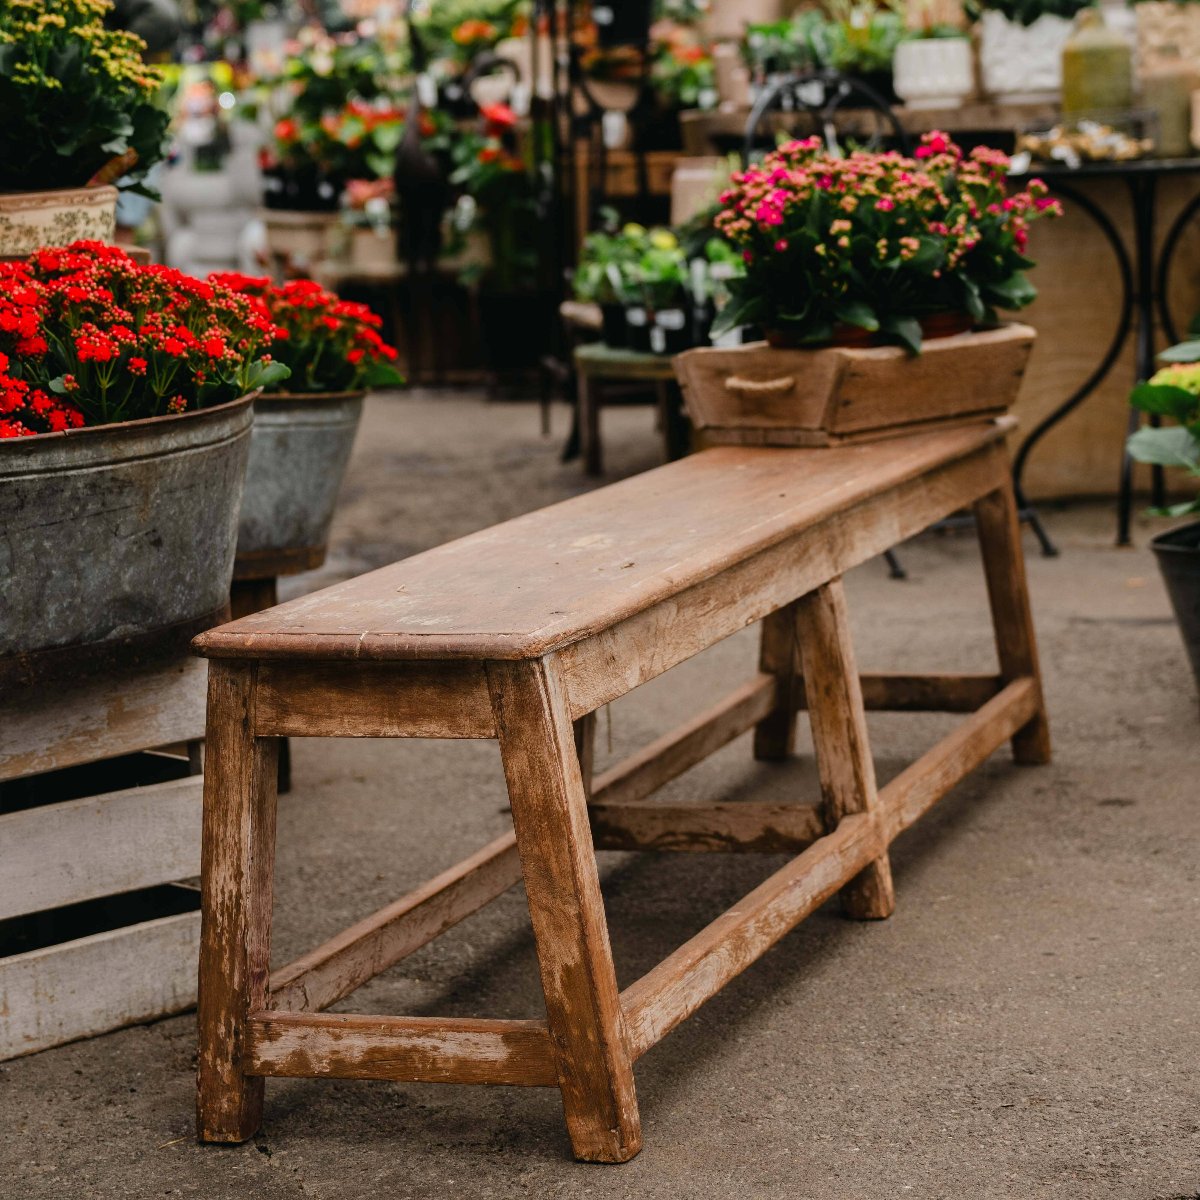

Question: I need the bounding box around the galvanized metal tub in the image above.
[234,390,364,579]
[0,395,254,685]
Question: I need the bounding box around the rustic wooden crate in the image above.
[674,324,1036,447]
[0,655,207,1061]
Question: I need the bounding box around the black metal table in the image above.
[1011,157,1200,551]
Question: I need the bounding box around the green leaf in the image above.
[984,271,1037,310]
[908,237,944,272]
[1130,382,1199,422]
[881,314,922,355]
[1157,339,1200,364]
[1150,498,1200,517]
[372,122,404,154]
[834,301,879,332]
[960,277,986,322]
[361,359,406,389]
[710,290,766,336]
[244,360,292,393]
[1126,425,1200,469]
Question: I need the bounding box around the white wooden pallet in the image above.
[0,655,208,1061]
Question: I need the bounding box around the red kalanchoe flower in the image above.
[0,241,286,435]
[209,272,403,394]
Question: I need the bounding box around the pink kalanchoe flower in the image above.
[775,239,788,252]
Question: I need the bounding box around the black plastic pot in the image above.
[649,307,692,356]
[479,289,557,373]
[625,305,653,353]
[1151,520,1200,693]
[600,302,628,348]
[262,165,343,212]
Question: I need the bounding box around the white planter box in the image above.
[893,38,975,110]
[979,12,1074,102]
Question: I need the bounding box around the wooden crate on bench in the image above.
[0,655,208,1060]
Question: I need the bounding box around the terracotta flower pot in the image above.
[674,322,1036,447]
[234,390,365,579]
[0,185,118,259]
[765,311,975,350]
[0,394,254,686]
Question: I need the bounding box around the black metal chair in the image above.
[741,69,911,166]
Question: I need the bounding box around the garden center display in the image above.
[677,132,1059,441]
[0,0,170,255]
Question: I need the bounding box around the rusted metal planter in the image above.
[234,390,364,579]
[0,395,254,686]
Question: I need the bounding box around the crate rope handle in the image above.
[724,375,795,395]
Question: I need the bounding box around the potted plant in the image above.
[743,7,904,101]
[1126,345,1200,695]
[572,217,647,348]
[451,102,555,374]
[811,0,907,101]
[627,228,692,355]
[968,0,1096,103]
[0,0,170,257]
[892,0,975,110]
[209,272,403,578]
[0,241,287,685]
[675,132,1059,444]
[256,30,400,269]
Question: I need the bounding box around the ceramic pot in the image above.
[0,394,254,685]
[893,38,975,109]
[674,322,1035,447]
[0,186,118,259]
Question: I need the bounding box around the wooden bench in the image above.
[192,419,1049,1163]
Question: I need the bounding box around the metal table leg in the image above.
[1011,180,1135,553]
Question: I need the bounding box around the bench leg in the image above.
[753,600,801,761]
[196,662,279,1143]
[795,580,895,920]
[973,482,1052,766]
[488,658,641,1164]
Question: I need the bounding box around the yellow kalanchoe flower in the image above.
[1149,362,1200,395]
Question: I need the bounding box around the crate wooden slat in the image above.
[0,656,208,782]
[0,775,202,921]
[0,908,201,1060]
[0,653,208,1060]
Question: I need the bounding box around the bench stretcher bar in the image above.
[254,673,1036,1085]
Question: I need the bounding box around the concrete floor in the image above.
[2,392,1197,1200]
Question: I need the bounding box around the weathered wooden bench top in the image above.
[195,422,1008,664]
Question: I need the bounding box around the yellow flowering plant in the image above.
[0,0,169,194]
[1128,344,1200,517]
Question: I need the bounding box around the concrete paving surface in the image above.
[1,392,1197,1200]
